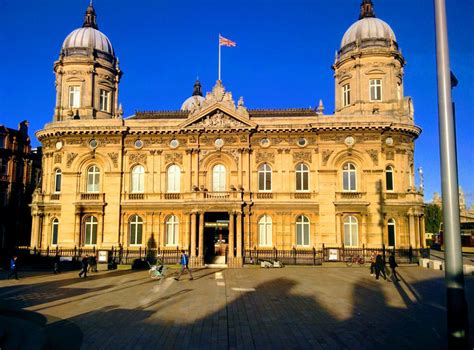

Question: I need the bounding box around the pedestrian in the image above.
[79,255,89,278]
[374,254,388,281]
[8,255,19,280]
[92,254,98,272]
[53,253,61,274]
[369,252,376,276]
[87,254,94,272]
[408,245,413,264]
[174,250,193,281]
[389,252,401,281]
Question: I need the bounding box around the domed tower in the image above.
[181,79,205,111]
[53,2,122,121]
[333,1,408,117]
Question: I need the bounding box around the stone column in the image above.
[408,210,416,248]
[361,214,367,246]
[37,214,44,248]
[198,211,204,266]
[186,149,193,192]
[414,215,420,248]
[419,214,426,248]
[336,213,342,246]
[228,211,235,267]
[74,212,81,247]
[190,212,197,257]
[236,212,242,258]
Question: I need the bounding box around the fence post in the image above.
[255,246,258,262]
[46,246,50,257]
[293,246,297,265]
[313,247,316,265]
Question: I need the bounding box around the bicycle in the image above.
[148,260,167,280]
[345,255,365,267]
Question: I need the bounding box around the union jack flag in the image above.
[219,34,236,47]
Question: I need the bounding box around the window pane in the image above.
[259,171,265,191]
[350,172,356,191]
[304,224,309,246]
[296,172,302,190]
[52,220,59,245]
[302,172,308,190]
[343,173,349,190]
[386,171,394,191]
[55,171,61,193]
[296,224,302,245]
[265,173,271,191]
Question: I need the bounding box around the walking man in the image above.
[374,254,388,281]
[79,255,89,278]
[389,252,401,281]
[8,255,18,280]
[175,250,193,281]
[53,253,61,274]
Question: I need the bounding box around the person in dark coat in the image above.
[87,255,94,272]
[79,255,89,278]
[389,252,401,281]
[408,246,413,264]
[8,256,18,280]
[374,254,388,281]
[53,253,61,274]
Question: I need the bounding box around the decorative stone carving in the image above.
[198,150,210,165]
[256,152,275,164]
[188,80,249,119]
[108,152,119,167]
[293,151,312,164]
[129,153,147,165]
[385,150,395,161]
[54,153,62,164]
[366,149,379,165]
[322,150,334,165]
[165,152,183,165]
[66,153,78,167]
[193,111,248,129]
[224,149,240,163]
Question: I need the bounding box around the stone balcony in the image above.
[335,192,366,200]
[78,193,105,201]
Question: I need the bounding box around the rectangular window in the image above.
[52,222,59,245]
[0,158,6,175]
[99,89,110,112]
[342,84,351,107]
[0,136,4,149]
[69,86,81,108]
[369,79,382,101]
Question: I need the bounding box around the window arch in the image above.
[131,165,145,193]
[54,169,62,193]
[385,166,394,191]
[166,215,179,246]
[258,215,272,246]
[212,164,226,192]
[296,215,310,246]
[84,216,98,245]
[388,218,396,247]
[129,215,143,245]
[296,163,309,191]
[342,162,357,192]
[87,165,100,193]
[167,164,181,193]
[344,216,358,247]
[258,164,272,191]
[51,218,59,245]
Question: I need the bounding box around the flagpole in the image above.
[218,34,221,81]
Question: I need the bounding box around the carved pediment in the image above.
[180,80,256,130]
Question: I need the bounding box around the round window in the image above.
[385,137,394,146]
[169,139,179,149]
[344,136,355,146]
[297,138,307,147]
[89,139,98,149]
[214,138,224,148]
[55,141,63,150]
[134,139,144,149]
[260,138,270,147]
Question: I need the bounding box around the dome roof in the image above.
[340,17,396,49]
[62,27,114,56]
[181,95,205,111]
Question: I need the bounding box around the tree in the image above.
[424,203,443,233]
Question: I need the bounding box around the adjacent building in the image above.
[30,1,425,267]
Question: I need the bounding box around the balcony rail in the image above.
[79,193,104,201]
[256,193,273,199]
[50,194,61,200]
[335,191,366,200]
[129,193,145,200]
[164,193,181,200]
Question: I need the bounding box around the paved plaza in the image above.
[0,265,473,349]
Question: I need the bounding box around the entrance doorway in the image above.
[204,212,229,264]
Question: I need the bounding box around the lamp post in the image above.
[434,0,469,348]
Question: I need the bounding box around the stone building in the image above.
[0,121,41,249]
[30,1,425,267]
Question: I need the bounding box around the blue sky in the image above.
[0,0,473,206]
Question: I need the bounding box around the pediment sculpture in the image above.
[192,110,249,129]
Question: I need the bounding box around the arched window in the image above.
[212,164,226,192]
[342,162,357,192]
[51,218,59,245]
[342,84,351,107]
[258,215,272,246]
[385,166,394,191]
[296,163,309,191]
[166,215,179,246]
[167,164,181,193]
[129,215,143,245]
[84,216,98,245]
[54,169,62,193]
[344,216,358,247]
[131,165,145,193]
[258,164,272,191]
[388,218,396,247]
[296,215,310,246]
[87,165,100,193]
